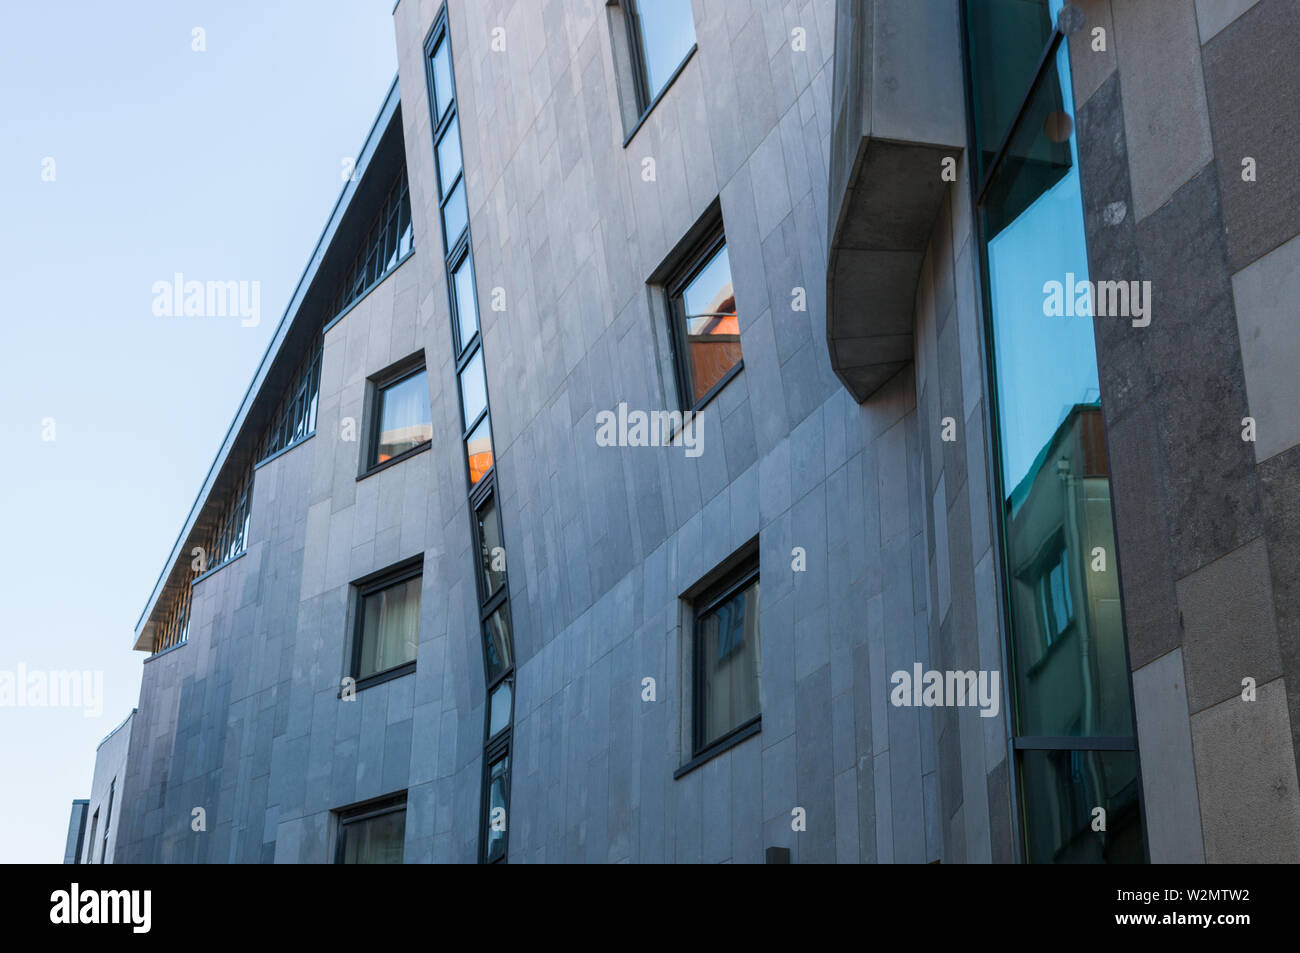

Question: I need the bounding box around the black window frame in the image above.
[663,225,743,414]
[361,356,433,478]
[426,4,514,865]
[471,476,513,740]
[480,741,511,864]
[682,556,762,773]
[334,791,408,864]
[347,557,423,692]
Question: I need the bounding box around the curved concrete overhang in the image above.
[826,0,966,403]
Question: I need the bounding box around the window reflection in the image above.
[1021,750,1143,863]
[969,7,1144,862]
[677,242,741,406]
[696,573,760,750]
[485,755,510,862]
[340,808,406,864]
[358,576,421,679]
[437,116,462,196]
[452,253,478,350]
[629,0,696,105]
[459,348,488,430]
[483,605,513,682]
[476,496,506,598]
[374,370,433,464]
[466,415,493,485]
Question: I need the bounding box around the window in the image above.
[258,336,322,462]
[483,753,510,863]
[85,810,99,864]
[666,231,742,410]
[426,6,515,864]
[1036,545,1074,646]
[100,779,114,863]
[330,169,413,321]
[154,578,191,653]
[964,0,1143,863]
[336,794,407,864]
[475,495,506,599]
[351,563,422,684]
[621,0,696,116]
[692,559,761,755]
[368,367,432,470]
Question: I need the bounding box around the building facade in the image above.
[64,709,134,864]
[78,0,1299,863]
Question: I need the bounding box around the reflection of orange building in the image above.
[686,289,739,403]
[377,424,433,463]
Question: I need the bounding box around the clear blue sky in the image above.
[0,0,399,863]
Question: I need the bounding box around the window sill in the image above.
[357,440,431,482]
[622,45,697,148]
[342,661,416,696]
[673,716,761,779]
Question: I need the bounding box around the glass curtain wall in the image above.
[964,0,1144,863]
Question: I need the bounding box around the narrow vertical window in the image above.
[964,0,1143,863]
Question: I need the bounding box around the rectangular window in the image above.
[451,251,478,353]
[258,335,322,462]
[692,559,761,755]
[330,169,413,320]
[368,367,432,470]
[352,563,422,683]
[336,794,407,864]
[666,230,742,410]
[100,779,114,863]
[622,0,696,115]
[86,810,99,864]
[475,495,506,600]
[484,753,510,862]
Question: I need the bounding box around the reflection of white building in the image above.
[64,709,135,863]
[1005,406,1139,861]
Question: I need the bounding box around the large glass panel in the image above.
[630,0,696,103]
[452,253,479,349]
[1020,750,1143,863]
[964,0,1055,181]
[485,755,510,862]
[697,575,761,749]
[459,348,488,430]
[483,605,514,683]
[442,179,468,247]
[436,116,463,196]
[374,370,433,465]
[466,415,493,485]
[489,680,513,737]
[679,242,741,405]
[476,495,506,598]
[358,576,421,678]
[340,809,406,864]
[431,39,454,121]
[981,43,1133,740]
